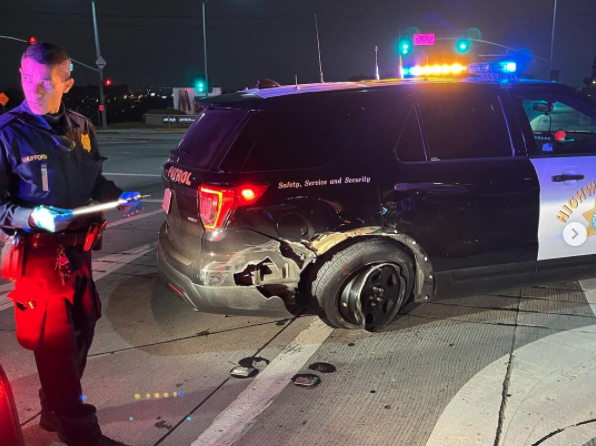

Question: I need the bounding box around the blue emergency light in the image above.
[467,61,517,75]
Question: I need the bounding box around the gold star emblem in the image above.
[80,133,91,152]
[582,198,596,237]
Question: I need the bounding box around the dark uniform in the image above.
[0,100,123,443]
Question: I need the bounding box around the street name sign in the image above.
[413,34,436,46]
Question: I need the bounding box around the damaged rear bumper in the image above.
[157,221,437,320]
[157,225,297,318]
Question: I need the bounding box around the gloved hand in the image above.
[29,206,74,233]
[117,192,143,217]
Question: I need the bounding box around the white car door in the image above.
[516,91,596,262]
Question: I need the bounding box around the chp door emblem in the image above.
[583,199,596,237]
[80,133,92,152]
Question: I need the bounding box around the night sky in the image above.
[1,0,596,92]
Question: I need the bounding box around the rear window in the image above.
[174,108,247,170]
[236,109,362,172]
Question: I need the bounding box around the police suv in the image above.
[158,62,596,331]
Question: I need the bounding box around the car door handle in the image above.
[551,174,585,182]
[427,185,469,196]
[394,182,433,191]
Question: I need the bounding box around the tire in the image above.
[311,238,414,331]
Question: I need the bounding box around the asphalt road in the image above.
[1,130,596,446]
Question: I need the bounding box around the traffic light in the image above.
[397,38,413,57]
[195,77,206,94]
[27,35,37,45]
[456,39,470,53]
[195,75,210,95]
[104,78,112,87]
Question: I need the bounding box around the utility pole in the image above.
[91,1,107,128]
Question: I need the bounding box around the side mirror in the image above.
[533,102,554,114]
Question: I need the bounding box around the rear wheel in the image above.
[311,239,414,331]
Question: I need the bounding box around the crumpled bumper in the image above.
[157,230,295,318]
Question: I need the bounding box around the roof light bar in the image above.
[467,61,517,75]
[401,63,466,77]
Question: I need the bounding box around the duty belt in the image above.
[27,232,87,249]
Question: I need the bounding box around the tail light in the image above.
[199,184,268,231]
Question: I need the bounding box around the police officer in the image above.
[0,43,141,446]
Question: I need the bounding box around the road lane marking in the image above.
[426,284,596,446]
[0,242,157,312]
[107,209,163,227]
[92,242,157,280]
[104,173,161,177]
[190,318,333,446]
[0,283,14,311]
[427,325,596,446]
[0,283,14,293]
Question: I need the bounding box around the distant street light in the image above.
[375,46,379,80]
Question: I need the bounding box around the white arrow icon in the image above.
[563,222,587,247]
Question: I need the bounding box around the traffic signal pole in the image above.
[202,0,209,95]
[91,1,108,128]
[0,36,100,72]
[435,37,550,64]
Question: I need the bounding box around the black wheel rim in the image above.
[339,263,406,330]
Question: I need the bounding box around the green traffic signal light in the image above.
[196,80,205,93]
[456,39,470,53]
[398,38,413,57]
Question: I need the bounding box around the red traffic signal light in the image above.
[104,79,112,87]
[27,35,37,45]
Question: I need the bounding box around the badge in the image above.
[80,133,92,152]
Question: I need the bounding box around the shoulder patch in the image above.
[67,109,92,123]
[66,109,96,133]
[0,112,19,131]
